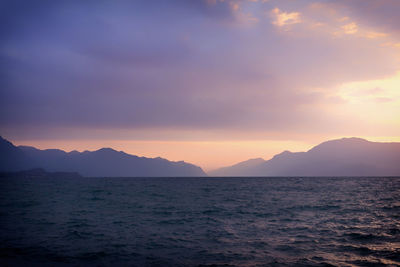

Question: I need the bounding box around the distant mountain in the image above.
[208,138,400,176]
[208,158,266,176]
[0,136,31,171]
[0,136,206,177]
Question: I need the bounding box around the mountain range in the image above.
[0,136,206,177]
[1,136,400,177]
[209,137,400,176]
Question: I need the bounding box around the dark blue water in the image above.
[0,177,399,266]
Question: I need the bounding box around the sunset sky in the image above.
[1,0,400,171]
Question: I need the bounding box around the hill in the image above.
[0,136,206,177]
[208,138,400,176]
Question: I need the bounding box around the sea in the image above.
[0,177,399,267]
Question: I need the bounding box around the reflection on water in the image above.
[0,177,399,266]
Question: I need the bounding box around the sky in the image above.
[1,0,400,171]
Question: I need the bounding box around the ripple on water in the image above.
[0,177,399,266]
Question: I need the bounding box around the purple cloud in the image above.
[1,0,399,140]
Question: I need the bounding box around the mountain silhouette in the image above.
[208,138,400,176]
[0,136,206,177]
[208,158,265,177]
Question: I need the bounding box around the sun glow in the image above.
[337,71,400,132]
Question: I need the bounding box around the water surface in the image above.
[0,177,399,266]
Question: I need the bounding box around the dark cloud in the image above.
[328,0,400,36]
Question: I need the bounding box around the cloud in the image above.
[341,22,358,34]
[349,87,384,97]
[374,97,393,103]
[0,0,399,141]
[270,7,301,27]
[364,31,388,39]
[323,0,400,37]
